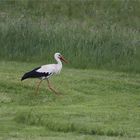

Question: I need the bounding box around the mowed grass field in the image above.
[0,61,140,140]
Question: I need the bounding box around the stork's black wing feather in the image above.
[21,66,50,81]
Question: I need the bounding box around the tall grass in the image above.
[0,0,139,72]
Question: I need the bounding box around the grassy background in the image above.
[0,61,140,140]
[0,1,140,140]
[0,0,139,72]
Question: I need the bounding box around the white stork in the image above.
[21,52,68,95]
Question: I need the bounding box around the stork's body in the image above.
[21,53,67,95]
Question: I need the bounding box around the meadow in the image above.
[0,61,140,140]
[0,0,140,140]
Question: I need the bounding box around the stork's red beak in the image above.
[60,56,68,63]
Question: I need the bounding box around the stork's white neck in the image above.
[56,57,62,65]
[55,57,62,71]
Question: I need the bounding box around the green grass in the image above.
[0,61,140,140]
[0,0,140,72]
[0,1,140,140]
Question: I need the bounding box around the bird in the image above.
[21,52,68,95]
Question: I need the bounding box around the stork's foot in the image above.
[48,86,61,95]
[47,79,62,95]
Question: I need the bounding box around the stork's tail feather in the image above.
[21,73,30,81]
[21,66,43,81]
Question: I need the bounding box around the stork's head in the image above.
[54,53,68,63]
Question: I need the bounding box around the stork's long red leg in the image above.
[47,79,59,95]
[35,80,43,95]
